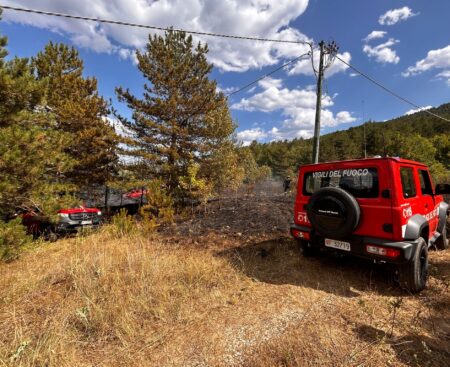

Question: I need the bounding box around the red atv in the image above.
[291,157,449,292]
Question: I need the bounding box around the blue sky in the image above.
[1,1,449,144]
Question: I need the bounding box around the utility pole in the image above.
[311,41,339,164]
[362,99,367,159]
[312,41,325,164]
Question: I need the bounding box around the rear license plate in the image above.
[325,238,351,252]
[81,220,92,225]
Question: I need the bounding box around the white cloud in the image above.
[436,70,450,86]
[336,111,356,123]
[237,128,268,145]
[2,0,313,72]
[258,77,283,89]
[233,80,356,143]
[403,45,450,84]
[404,106,432,116]
[118,48,138,64]
[216,85,237,94]
[378,7,418,26]
[288,51,351,77]
[232,85,334,113]
[363,38,400,64]
[104,116,133,138]
[363,30,387,42]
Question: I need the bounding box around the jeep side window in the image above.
[418,169,433,196]
[400,167,416,198]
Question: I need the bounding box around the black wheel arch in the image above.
[404,214,429,241]
[437,201,449,233]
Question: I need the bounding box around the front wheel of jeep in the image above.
[435,222,448,250]
[398,237,428,293]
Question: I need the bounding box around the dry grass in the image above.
[0,227,244,366]
[1,226,449,366]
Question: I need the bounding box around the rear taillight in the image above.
[292,229,310,240]
[366,245,400,258]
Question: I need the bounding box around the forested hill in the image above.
[247,102,450,181]
[376,103,450,137]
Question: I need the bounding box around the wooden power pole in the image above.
[311,40,339,164]
[312,41,325,164]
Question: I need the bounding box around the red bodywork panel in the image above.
[294,157,442,242]
[58,207,100,214]
[124,189,148,199]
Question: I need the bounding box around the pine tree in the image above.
[116,30,235,197]
[0,15,76,219]
[32,42,119,189]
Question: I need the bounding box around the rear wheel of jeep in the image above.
[435,222,448,250]
[398,237,428,293]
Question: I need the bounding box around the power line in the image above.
[226,52,311,97]
[0,5,311,46]
[336,55,450,123]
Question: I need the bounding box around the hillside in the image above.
[248,103,450,180]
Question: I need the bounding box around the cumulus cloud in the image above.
[258,77,283,90]
[2,0,316,72]
[363,30,387,42]
[118,48,138,64]
[363,38,400,64]
[237,128,268,145]
[378,6,418,26]
[233,80,355,144]
[403,45,450,85]
[336,111,356,123]
[216,85,237,95]
[404,106,432,116]
[436,70,450,86]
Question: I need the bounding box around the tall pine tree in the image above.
[32,42,119,189]
[0,11,76,218]
[116,30,236,197]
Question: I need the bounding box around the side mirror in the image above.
[435,183,450,195]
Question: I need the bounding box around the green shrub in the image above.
[110,209,136,238]
[140,180,174,232]
[0,218,32,261]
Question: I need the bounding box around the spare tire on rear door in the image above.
[306,187,361,239]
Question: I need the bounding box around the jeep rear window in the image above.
[303,168,379,198]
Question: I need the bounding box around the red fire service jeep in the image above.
[290,157,450,293]
[21,206,102,239]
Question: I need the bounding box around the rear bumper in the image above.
[290,223,417,264]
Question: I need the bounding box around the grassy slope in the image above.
[1,226,449,367]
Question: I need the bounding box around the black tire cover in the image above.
[306,187,361,239]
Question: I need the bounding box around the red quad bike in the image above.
[291,157,450,293]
